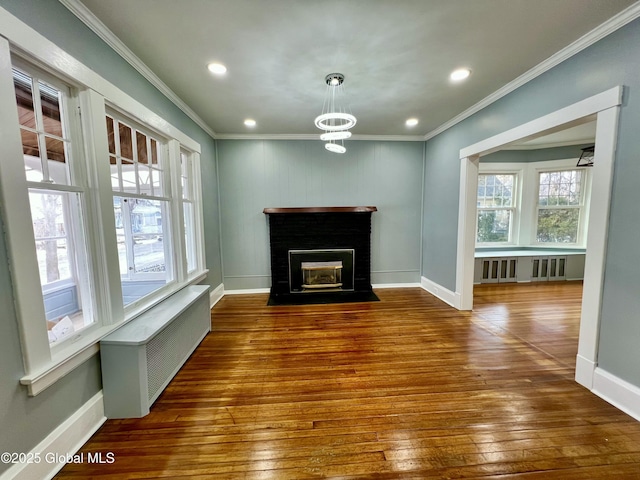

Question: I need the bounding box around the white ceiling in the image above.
[75,0,636,138]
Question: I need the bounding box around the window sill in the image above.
[475,248,586,258]
[19,269,210,396]
[20,326,107,396]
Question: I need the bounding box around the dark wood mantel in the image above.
[264,206,377,214]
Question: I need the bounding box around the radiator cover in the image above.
[100,285,210,418]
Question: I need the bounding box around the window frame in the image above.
[476,172,520,246]
[533,167,588,246]
[477,159,591,250]
[0,37,207,396]
[179,149,204,276]
[107,111,175,294]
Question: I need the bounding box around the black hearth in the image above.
[264,206,377,304]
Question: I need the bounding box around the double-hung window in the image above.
[106,113,174,306]
[12,65,96,346]
[476,174,517,244]
[476,160,590,248]
[181,150,198,274]
[0,42,206,395]
[536,169,585,244]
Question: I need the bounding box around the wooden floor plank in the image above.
[55,283,640,479]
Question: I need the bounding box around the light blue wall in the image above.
[2,0,640,470]
[0,0,223,291]
[481,144,592,163]
[217,140,424,289]
[0,1,221,472]
[422,18,640,387]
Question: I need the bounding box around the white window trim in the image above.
[532,163,591,247]
[476,171,521,246]
[478,159,591,249]
[0,13,208,395]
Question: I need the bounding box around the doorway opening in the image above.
[456,86,622,389]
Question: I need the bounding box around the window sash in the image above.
[535,169,585,245]
[477,173,517,244]
[1,37,206,392]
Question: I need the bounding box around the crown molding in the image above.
[61,0,640,143]
[215,133,425,141]
[424,1,640,141]
[59,0,217,139]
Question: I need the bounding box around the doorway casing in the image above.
[455,86,622,391]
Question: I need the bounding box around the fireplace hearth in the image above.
[264,206,377,305]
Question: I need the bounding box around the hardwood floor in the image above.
[56,283,640,479]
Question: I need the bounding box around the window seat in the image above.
[475,248,586,258]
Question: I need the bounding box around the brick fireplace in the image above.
[263,206,377,304]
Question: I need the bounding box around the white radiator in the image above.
[100,285,210,418]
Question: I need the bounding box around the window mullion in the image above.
[168,139,186,282]
[132,128,140,195]
[31,77,53,183]
[147,136,154,196]
[191,153,206,272]
[0,38,52,371]
[112,118,123,192]
[121,198,136,280]
[78,89,123,325]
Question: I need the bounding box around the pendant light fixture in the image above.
[576,145,595,167]
[315,73,356,153]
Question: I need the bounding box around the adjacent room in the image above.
[1,1,640,479]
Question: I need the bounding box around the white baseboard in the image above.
[224,288,271,295]
[209,283,224,308]
[0,392,106,480]
[420,276,459,308]
[372,283,421,289]
[592,368,640,422]
[575,354,596,389]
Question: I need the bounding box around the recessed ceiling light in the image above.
[207,62,227,75]
[450,68,471,81]
[244,119,256,127]
[406,118,419,127]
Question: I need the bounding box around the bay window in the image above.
[477,160,590,248]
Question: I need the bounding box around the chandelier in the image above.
[314,73,356,154]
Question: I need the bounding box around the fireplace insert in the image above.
[289,249,354,293]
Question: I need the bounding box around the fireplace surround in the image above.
[264,206,377,304]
